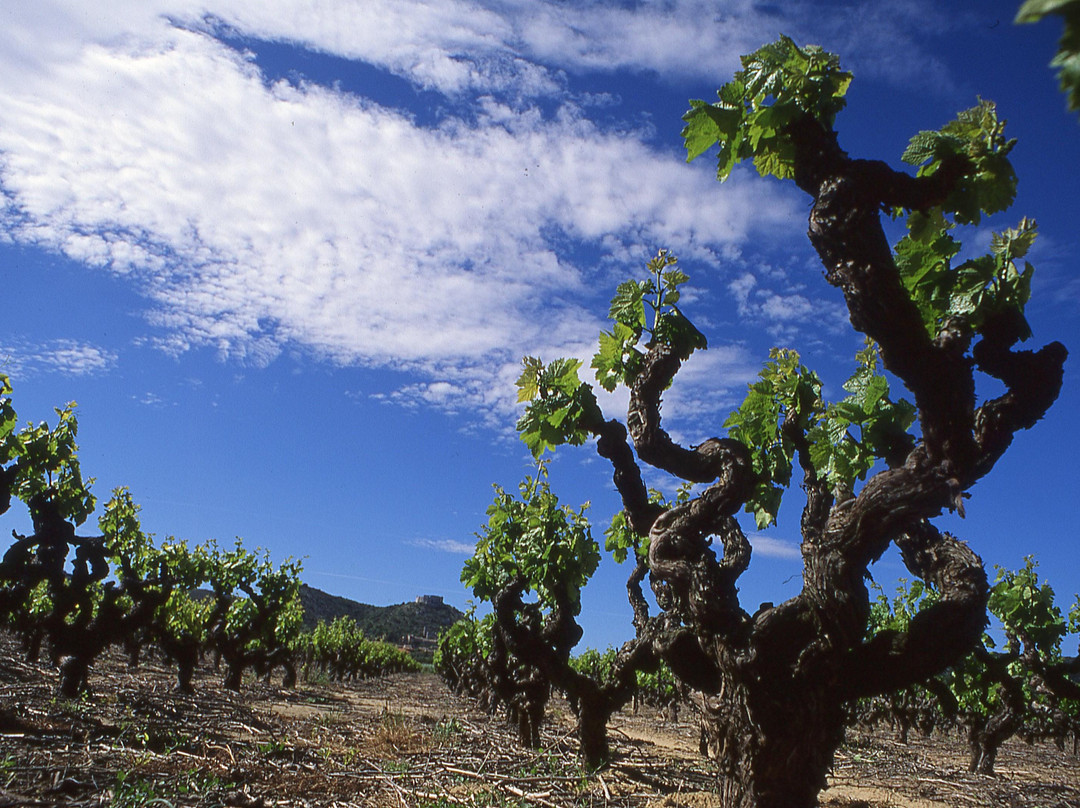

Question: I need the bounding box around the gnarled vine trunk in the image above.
[489,584,552,748]
[577,94,1066,804]
[699,672,845,808]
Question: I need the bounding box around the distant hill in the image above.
[297,584,464,663]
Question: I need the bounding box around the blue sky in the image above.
[1,0,1077,652]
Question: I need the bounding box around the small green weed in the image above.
[432,716,463,744]
[257,738,291,758]
[327,745,363,767]
[116,719,189,754]
[1,754,15,788]
[313,710,345,727]
[50,693,92,718]
[382,758,411,774]
[111,771,171,808]
[176,768,226,797]
[110,768,229,808]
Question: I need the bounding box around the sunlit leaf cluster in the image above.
[462,468,599,615]
[989,557,1067,655]
[433,610,496,699]
[515,357,602,459]
[896,211,1037,341]
[723,348,821,528]
[592,250,706,392]
[896,103,1030,342]
[944,559,1074,725]
[872,561,1079,737]
[682,35,852,180]
[867,579,939,637]
[2,393,95,526]
[603,510,638,565]
[517,251,707,462]
[572,646,681,708]
[604,484,690,564]
[1,375,303,693]
[902,100,1017,225]
[807,343,916,489]
[725,344,914,528]
[295,616,420,680]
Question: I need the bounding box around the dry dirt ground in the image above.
[1,639,1078,808]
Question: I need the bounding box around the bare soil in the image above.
[1,638,1078,807]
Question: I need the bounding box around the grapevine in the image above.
[0,374,304,695]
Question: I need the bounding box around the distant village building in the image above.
[415,594,444,606]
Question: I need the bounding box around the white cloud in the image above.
[660,343,763,431]
[0,339,117,378]
[728,270,848,343]
[502,0,960,93]
[748,532,802,560]
[197,0,961,96]
[410,537,477,554]
[0,1,961,101]
[0,13,799,425]
[0,0,962,428]
[135,391,170,407]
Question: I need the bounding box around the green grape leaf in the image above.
[0,374,16,456]
[989,557,1067,654]
[100,487,161,578]
[464,473,598,615]
[724,348,822,527]
[813,343,916,490]
[730,343,916,506]
[549,357,587,396]
[516,356,544,403]
[991,216,1039,261]
[751,136,797,180]
[900,131,944,167]
[515,357,602,459]
[682,98,743,163]
[683,36,851,181]
[609,280,649,329]
[592,250,706,391]
[592,322,644,393]
[895,211,1037,341]
[603,508,651,565]
[662,268,691,291]
[653,309,708,361]
[902,100,1017,226]
[750,483,784,531]
[9,404,96,525]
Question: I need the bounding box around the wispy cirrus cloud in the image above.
[0,339,117,378]
[178,0,962,96]
[748,532,802,561]
[410,537,478,555]
[728,270,849,344]
[0,11,799,424]
[0,0,964,428]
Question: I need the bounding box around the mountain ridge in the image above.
[298,584,463,661]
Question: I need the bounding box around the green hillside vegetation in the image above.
[298,585,463,663]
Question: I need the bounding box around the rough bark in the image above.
[491,574,665,769]
[489,581,552,749]
[579,106,1067,806]
[699,669,846,808]
[174,652,197,693]
[965,647,1028,774]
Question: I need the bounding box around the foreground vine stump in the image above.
[511,36,1066,808]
